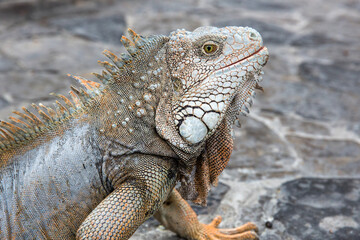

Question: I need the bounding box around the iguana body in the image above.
[0,26,269,239]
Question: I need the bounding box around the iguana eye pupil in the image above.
[203,44,218,54]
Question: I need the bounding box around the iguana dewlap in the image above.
[0,26,269,239]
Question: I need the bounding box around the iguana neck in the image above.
[89,81,176,158]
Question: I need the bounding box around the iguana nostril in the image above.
[249,32,258,40]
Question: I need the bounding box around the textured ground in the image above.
[0,0,359,239]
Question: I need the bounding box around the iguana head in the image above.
[163,26,268,145]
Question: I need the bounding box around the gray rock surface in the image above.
[0,0,359,239]
[274,178,360,240]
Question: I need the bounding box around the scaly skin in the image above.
[0,26,268,239]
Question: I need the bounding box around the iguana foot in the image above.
[155,190,259,240]
[200,216,259,240]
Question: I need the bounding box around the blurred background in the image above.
[0,0,359,239]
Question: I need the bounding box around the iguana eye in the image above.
[203,43,218,54]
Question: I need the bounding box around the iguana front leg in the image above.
[154,189,259,240]
[76,154,178,239]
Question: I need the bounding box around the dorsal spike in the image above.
[80,88,91,102]
[67,74,101,97]
[54,100,69,117]
[22,107,43,127]
[103,50,125,69]
[39,103,58,120]
[13,110,36,125]
[86,80,101,89]
[0,121,27,135]
[0,121,26,142]
[69,89,82,108]
[0,140,7,150]
[68,74,89,88]
[128,28,141,45]
[121,32,138,57]
[121,36,139,57]
[98,61,118,75]
[9,116,32,129]
[50,93,75,110]
[92,72,108,84]
[32,104,52,123]
[70,86,81,97]
[0,128,14,141]
[70,86,91,104]
[121,36,135,48]
[102,70,114,83]
[53,103,62,117]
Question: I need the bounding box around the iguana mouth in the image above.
[220,46,267,70]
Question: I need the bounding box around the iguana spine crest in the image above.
[0,28,165,154]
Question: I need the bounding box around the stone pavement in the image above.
[0,0,359,239]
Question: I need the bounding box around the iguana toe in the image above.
[200,216,259,240]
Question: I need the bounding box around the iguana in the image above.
[0,26,269,239]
